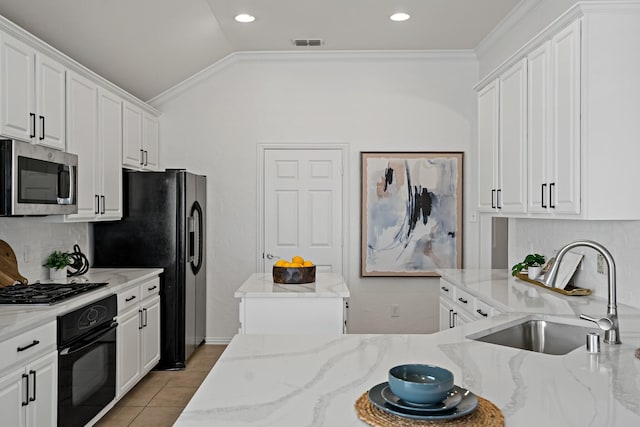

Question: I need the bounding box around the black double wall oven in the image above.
[57,294,117,427]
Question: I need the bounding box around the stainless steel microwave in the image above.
[0,139,78,216]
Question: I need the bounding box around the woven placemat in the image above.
[354,391,504,427]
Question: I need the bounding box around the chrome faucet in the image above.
[541,240,621,344]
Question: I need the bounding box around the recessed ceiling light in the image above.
[234,14,255,23]
[390,12,410,22]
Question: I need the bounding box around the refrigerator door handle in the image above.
[187,216,195,263]
[190,201,204,275]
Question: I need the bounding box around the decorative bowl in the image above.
[272,266,316,284]
[388,364,454,404]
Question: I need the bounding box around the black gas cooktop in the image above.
[0,282,109,304]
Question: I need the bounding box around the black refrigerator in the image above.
[93,169,206,370]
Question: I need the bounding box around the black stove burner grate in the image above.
[0,282,109,304]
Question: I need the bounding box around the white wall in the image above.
[0,218,88,282]
[152,52,480,341]
[510,219,640,309]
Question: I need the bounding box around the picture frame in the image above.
[360,152,463,277]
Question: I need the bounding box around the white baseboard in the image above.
[205,336,233,345]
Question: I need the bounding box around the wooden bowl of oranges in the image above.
[272,256,316,284]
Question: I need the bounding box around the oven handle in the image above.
[59,321,117,356]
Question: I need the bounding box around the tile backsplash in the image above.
[510,218,640,310]
[0,217,88,283]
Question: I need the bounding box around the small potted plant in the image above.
[511,253,546,280]
[44,250,71,281]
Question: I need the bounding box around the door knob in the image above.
[265,253,280,260]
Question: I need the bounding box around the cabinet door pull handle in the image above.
[143,308,148,327]
[139,309,144,329]
[101,195,105,214]
[95,194,100,214]
[144,150,148,166]
[30,113,36,138]
[22,374,29,406]
[452,312,458,327]
[476,309,488,317]
[497,189,502,209]
[140,149,144,166]
[17,340,40,352]
[441,286,449,292]
[148,285,158,291]
[29,370,36,402]
[491,189,496,208]
[448,309,454,328]
[125,295,136,302]
[39,116,45,140]
[458,297,468,304]
[541,183,547,208]
[549,183,555,208]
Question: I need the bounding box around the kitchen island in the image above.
[235,272,350,335]
[177,270,640,426]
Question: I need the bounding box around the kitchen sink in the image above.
[467,318,598,355]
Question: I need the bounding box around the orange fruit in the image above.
[303,260,314,267]
[274,259,287,267]
[292,255,304,265]
[290,262,303,267]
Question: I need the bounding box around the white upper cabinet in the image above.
[123,101,159,171]
[66,71,123,222]
[97,88,123,220]
[477,58,527,214]
[65,71,99,221]
[478,5,640,219]
[498,58,528,214]
[477,80,499,211]
[0,32,65,150]
[528,21,581,216]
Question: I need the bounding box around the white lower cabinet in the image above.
[0,321,57,427]
[116,278,161,397]
[439,279,500,331]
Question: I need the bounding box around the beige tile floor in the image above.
[96,344,227,427]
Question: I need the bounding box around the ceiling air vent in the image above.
[293,39,323,47]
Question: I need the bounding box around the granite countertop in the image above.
[234,272,350,298]
[0,268,163,340]
[176,269,640,427]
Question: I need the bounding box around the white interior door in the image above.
[263,148,343,273]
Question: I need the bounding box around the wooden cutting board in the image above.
[0,240,28,287]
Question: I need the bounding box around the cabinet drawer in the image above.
[474,299,494,319]
[118,286,141,312]
[454,288,474,313]
[439,280,454,302]
[0,321,56,370]
[140,277,160,300]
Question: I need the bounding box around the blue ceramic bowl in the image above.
[388,364,454,404]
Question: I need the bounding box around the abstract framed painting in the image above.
[360,152,463,277]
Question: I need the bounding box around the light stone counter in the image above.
[234,272,350,298]
[177,270,640,427]
[0,268,163,340]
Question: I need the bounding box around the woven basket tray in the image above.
[354,391,504,427]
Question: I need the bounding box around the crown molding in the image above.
[474,1,640,90]
[475,0,546,59]
[0,14,161,116]
[148,49,477,108]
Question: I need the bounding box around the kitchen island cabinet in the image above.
[176,270,640,426]
[235,272,350,335]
